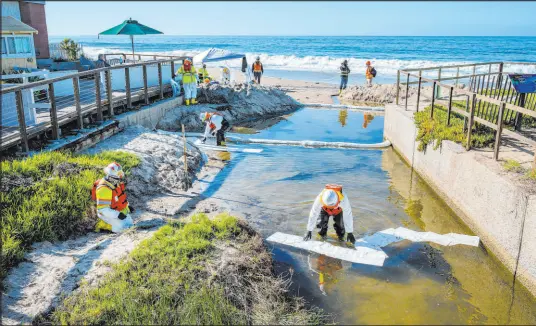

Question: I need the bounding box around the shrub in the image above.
[414,105,495,152]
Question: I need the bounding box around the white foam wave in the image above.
[82,46,535,77]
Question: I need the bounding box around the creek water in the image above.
[197,108,536,324]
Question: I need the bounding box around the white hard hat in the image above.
[322,189,339,207]
[256,56,260,60]
[104,162,124,180]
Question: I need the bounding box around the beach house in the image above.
[1,0,50,72]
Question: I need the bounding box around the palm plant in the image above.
[59,38,80,61]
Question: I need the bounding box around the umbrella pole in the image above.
[131,35,135,60]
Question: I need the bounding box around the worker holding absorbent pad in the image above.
[304,184,356,244]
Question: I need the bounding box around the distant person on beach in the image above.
[176,59,198,105]
[339,60,351,94]
[365,61,376,87]
[303,184,356,244]
[252,56,264,84]
[200,112,230,146]
[221,67,231,84]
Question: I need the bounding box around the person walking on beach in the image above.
[252,56,264,84]
[176,59,198,105]
[339,60,351,94]
[303,184,356,244]
[365,61,376,87]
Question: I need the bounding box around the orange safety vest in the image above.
[321,184,343,216]
[253,62,262,72]
[91,179,129,211]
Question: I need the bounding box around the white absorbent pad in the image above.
[193,139,263,153]
[266,232,388,266]
[267,227,480,266]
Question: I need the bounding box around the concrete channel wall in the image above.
[384,103,536,296]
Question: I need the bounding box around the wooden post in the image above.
[181,123,190,191]
[514,93,525,131]
[404,73,410,110]
[105,70,114,116]
[95,72,103,121]
[158,62,163,100]
[153,55,157,60]
[48,83,60,140]
[497,62,504,90]
[466,94,476,150]
[416,76,422,112]
[171,60,175,78]
[143,64,149,105]
[122,53,127,62]
[493,102,505,160]
[430,81,436,118]
[447,87,453,126]
[138,55,141,61]
[455,67,460,87]
[396,70,400,105]
[72,77,83,129]
[125,67,132,109]
[438,68,442,81]
[464,95,470,131]
[15,90,29,153]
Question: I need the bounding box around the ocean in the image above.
[49,35,536,84]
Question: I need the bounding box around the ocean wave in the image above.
[82,46,535,77]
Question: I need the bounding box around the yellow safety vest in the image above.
[177,66,198,84]
[199,68,209,79]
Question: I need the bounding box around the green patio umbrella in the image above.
[99,18,163,59]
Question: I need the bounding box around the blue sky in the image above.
[46,1,536,36]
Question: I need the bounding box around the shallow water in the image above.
[199,108,536,324]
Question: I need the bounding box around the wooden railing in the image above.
[395,61,536,161]
[1,58,184,154]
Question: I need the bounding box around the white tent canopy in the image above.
[193,48,245,65]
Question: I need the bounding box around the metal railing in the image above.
[1,58,184,154]
[395,62,536,161]
[103,53,188,63]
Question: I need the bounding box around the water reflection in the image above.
[362,113,375,129]
[338,110,348,127]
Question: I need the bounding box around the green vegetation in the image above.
[52,213,324,325]
[414,105,495,152]
[502,159,536,181]
[503,159,524,173]
[1,151,139,282]
[59,38,81,61]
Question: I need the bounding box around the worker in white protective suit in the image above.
[304,184,356,244]
[200,112,230,146]
[221,66,231,85]
[92,162,134,233]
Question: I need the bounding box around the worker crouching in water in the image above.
[200,112,230,146]
[304,184,356,244]
[177,59,198,105]
[92,162,134,233]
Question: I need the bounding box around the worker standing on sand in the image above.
[176,59,198,105]
[304,184,356,244]
[92,162,134,233]
[252,56,264,84]
[221,67,231,85]
[339,60,351,94]
[198,64,211,84]
[365,61,376,87]
[200,112,230,146]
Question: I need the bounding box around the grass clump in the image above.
[503,159,524,173]
[0,150,140,282]
[52,213,325,325]
[414,105,495,152]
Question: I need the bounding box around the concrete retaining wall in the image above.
[384,103,536,296]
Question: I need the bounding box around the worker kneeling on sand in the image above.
[177,59,198,105]
[200,112,230,146]
[92,162,134,233]
[304,184,356,244]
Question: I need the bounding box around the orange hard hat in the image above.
[366,61,371,65]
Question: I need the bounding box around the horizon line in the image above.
[49,34,536,37]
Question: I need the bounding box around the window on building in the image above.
[1,36,34,57]
[1,38,6,54]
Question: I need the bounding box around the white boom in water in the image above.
[193,139,263,153]
[227,136,391,149]
[266,227,479,267]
